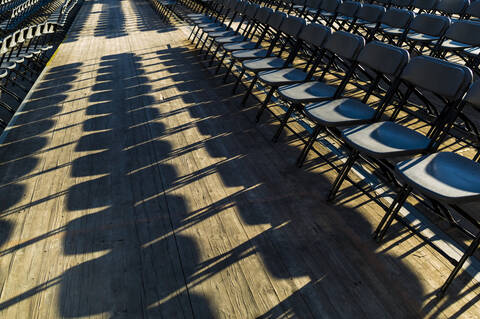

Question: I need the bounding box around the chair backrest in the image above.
[382,7,415,28]
[409,13,450,36]
[324,31,365,59]
[443,20,480,45]
[436,0,470,15]
[255,6,273,24]
[292,0,306,6]
[401,55,472,101]
[465,0,480,19]
[235,0,249,14]
[356,4,386,22]
[267,10,287,29]
[320,0,341,12]
[391,0,412,8]
[279,15,306,36]
[357,41,410,76]
[337,1,362,17]
[298,23,332,47]
[412,0,438,11]
[244,3,259,18]
[306,0,322,9]
[465,80,480,110]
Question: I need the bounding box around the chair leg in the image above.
[327,150,360,202]
[241,75,257,105]
[215,51,228,74]
[255,86,275,123]
[271,103,299,142]
[373,185,411,242]
[225,59,238,84]
[209,45,220,66]
[438,233,480,298]
[296,125,322,168]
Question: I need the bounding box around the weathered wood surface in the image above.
[0,0,480,317]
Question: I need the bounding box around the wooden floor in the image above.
[1,0,480,317]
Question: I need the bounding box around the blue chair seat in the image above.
[208,30,235,38]
[234,49,269,61]
[258,68,308,86]
[342,121,431,158]
[381,26,405,35]
[441,39,472,50]
[395,152,480,203]
[407,32,440,42]
[304,98,376,127]
[277,81,336,103]
[223,41,256,51]
[215,35,244,44]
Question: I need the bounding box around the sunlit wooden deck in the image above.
[1,0,480,317]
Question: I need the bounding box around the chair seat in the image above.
[341,121,431,158]
[187,13,207,18]
[441,39,473,50]
[277,81,336,103]
[395,152,480,203]
[242,57,286,72]
[202,26,227,33]
[293,4,305,10]
[234,49,269,60]
[11,56,24,64]
[40,45,53,52]
[159,0,175,5]
[356,19,373,25]
[407,32,440,42]
[208,30,235,38]
[215,35,244,44]
[319,11,335,17]
[364,22,378,29]
[258,68,308,86]
[0,69,8,78]
[223,41,256,51]
[381,26,405,35]
[191,17,214,24]
[1,62,16,70]
[304,98,376,127]
[336,15,353,21]
[197,22,222,28]
[465,46,480,56]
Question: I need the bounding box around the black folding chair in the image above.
[373,80,480,298]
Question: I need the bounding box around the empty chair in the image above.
[369,7,415,44]
[301,0,323,20]
[269,31,365,142]
[206,3,260,64]
[221,10,286,88]
[314,0,341,25]
[434,0,470,17]
[350,4,386,37]
[390,0,413,8]
[433,20,480,70]
[236,15,306,102]
[373,80,480,297]
[464,0,480,21]
[403,13,450,55]
[255,23,332,122]
[214,6,273,74]
[297,41,410,167]
[411,0,438,13]
[330,1,362,31]
[327,55,473,203]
